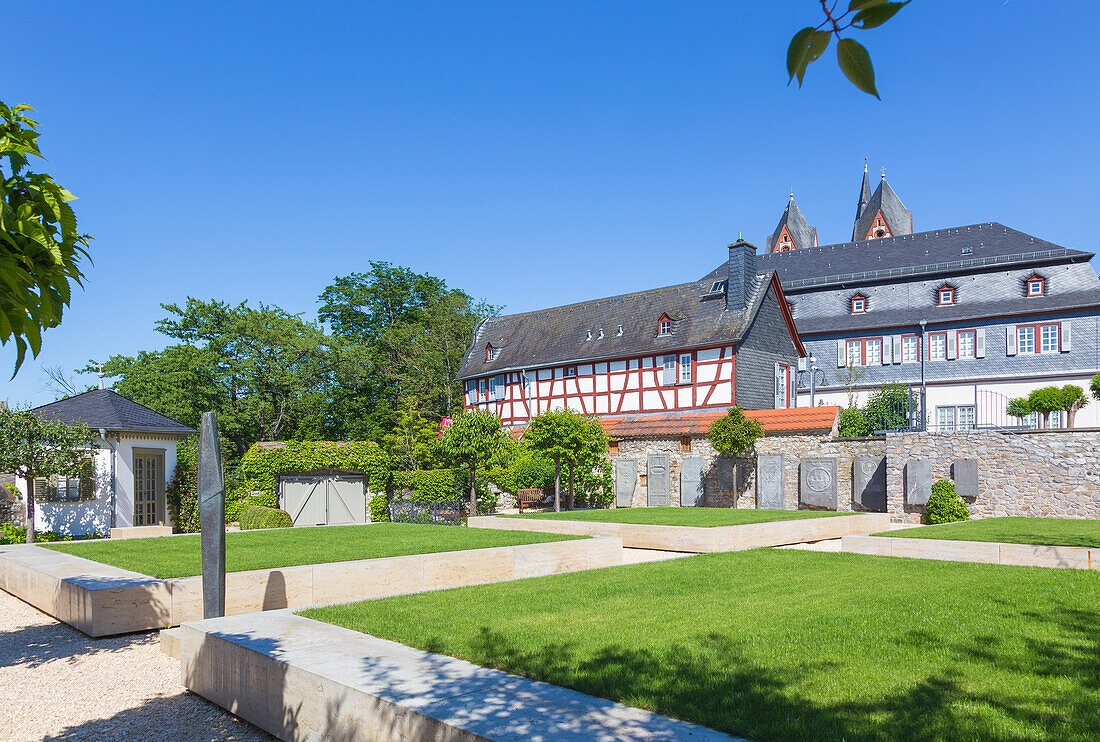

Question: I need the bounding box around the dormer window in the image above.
[486,344,497,362]
[1027,276,1046,297]
[658,315,672,337]
[850,294,867,314]
[937,286,955,306]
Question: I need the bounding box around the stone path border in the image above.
[180,610,743,742]
[469,512,893,553]
[0,536,623,637]
[841,534,1099,570]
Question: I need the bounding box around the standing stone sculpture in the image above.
[905,459,932,506]
[614,459,636,508]
[647,454,671,506]
[756,453,785,509]
[198,411,226,619]
[799,457,838,510]
[853,455,887,512]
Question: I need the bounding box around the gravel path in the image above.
[0,590,272,742]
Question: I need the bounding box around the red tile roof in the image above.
[594,406,840,439]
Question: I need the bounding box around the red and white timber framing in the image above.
[464,344,737,426]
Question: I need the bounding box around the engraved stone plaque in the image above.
[647,454,671,507]
[799,457,838,510]
[614,460,636,508]
[680,457,705,507]
[853,455,887,512]
[952,458,979,499]
[756,452,785,509]
[906,459,932,506]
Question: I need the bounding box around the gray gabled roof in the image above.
[765,197,817,253]
[32,389,196,435]
[457,273,778,380]
[852,178,912,241]
[700,223,1094,292]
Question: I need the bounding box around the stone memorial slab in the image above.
[952,458,979,499]
[198,411,226,620]
[647,454,670,507]
[906,459,932,506]
[614,460,636,508]
[853,455,887,512]
[799,457,838,510]
[680,457,705,507]
[716,456,734,491]
[756,453,785,509]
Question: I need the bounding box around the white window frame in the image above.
[851,295,866,314]
[938,287,955,305]
[901,335,920,364]
[957,330,976,359]
[477,378,486,402]
[1027,278,1045,297]
[1040,324,1059,353]
[847,339,863,366]
[678,354,692,384]
[929,332,947,361]
[56,474,81,502]
[658,319,672,337]
[865,338,882,365]
[1017,325,1036,354]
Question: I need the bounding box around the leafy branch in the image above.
[788,0,910,99]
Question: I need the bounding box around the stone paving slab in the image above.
[842,534,1099,570]
[181,610,743,742]
[0,537,624,637]
[469,512,893,553]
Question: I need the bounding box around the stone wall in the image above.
[609,428,1100,522]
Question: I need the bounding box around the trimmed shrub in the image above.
[1,525,104,545]
[838,407,871,437]
[369,493,390,522]
[926,479,969,524]
[238,504,294,530]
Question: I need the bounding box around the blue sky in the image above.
[4,1,1098,405]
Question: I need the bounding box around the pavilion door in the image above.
[133,451,164,526]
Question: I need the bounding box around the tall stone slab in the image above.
[680,457,705,507]
[715,456,734,492]
[853,455,887,512]
[906,459,932,506]
[614,460,636,508]
[756,453,785,509]
[647,454,671,507]
[952,458,979,499]
[799,457,838,510]
[198,411,226,619]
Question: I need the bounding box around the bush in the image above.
[237,504,294,530]
[838,407,871,437]
[863,383,910,432]
[0,524,104,545]
[926,479,969,524]
[369,493,389,522]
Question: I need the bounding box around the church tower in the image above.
[766,194,818,253]
[852,166,913,241]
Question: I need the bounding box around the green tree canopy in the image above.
[523,409,595,511]
[0,407,93,542]
[1059,385,1088,429]
[708,407,764,458]
[437,409,513,514]
[0,102,92,373]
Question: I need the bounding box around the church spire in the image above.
[852,170,913,241]
[854,161,872,223]
[766,194,818,253]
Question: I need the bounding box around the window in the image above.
[847,339,862,365]
[929,332,947,360]
[1027,277,1045,297]
[710,280,727,293]
[661,354,677,385]
[957,330,976,359]
[936,405,976,432]
[851,294,867,314]
[938,286,955,305]
[1040,324,1059,353]
[564,366,577,378]
[865,338,882,365]
[486,345,496,362]
[678,354,692,383]
[55,474,81,502]
[1017,325,1035,354]
[477,378,486,401]
[902,335,920,363]
[658,318,672,336]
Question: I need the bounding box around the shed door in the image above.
[327,475,366,525]
[283,477,327,526]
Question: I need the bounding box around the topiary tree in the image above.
[437,409,513,515]
[1060,385,1089,429]
[708,407,764,458]
[523,409,589,511]
[1027,386,1066,429]
[1006,397,1032,424]
[0,406,94,542]
[926,479,969,524]
[838,406,870,438]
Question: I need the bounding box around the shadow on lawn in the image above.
[420,606,1100,742]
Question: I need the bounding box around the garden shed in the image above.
[278,468,366,526]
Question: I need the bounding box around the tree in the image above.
[708,407,764,458]
[437,409,512,514]
[0,407,93,543]
[1026,387,1065,429]
[0,102,92,373]
[381,398,442,471]
[524,409,590,511]
[863,383,910,432]
[788,1,910,99]
[1006,397,1032,424]
[1089,372,1100,403]
[831,360,868,409]
[1059,385,1088,429]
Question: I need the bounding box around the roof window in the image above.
[937,285,955,306]
[1027,275,1046,297]
[850,294,867,314]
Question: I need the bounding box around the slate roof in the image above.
[765,197,817,253]
[854,167,872,223]
[700,223,1093,291]
[852,178,912,241]
[457,273,778,380]
[32,389,196,435]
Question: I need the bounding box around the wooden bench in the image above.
[516,489,546,513]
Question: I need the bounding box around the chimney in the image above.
[726,239,758,311]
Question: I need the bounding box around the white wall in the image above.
[18,434,180,537]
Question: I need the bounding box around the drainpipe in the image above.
[100,429,118,529]
[919,319,928,430]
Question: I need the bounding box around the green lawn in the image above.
[305,549,1100,742]
[502,506,848,527]
[43,524,579,579]
[879,517,1100,549]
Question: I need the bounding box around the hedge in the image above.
[238,441,390,500]
[1,525,104,545]
[238,504,294,530]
